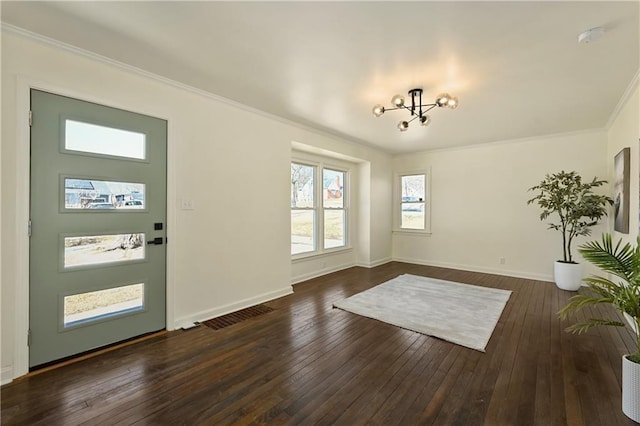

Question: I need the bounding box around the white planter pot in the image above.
[553,261,583,291]
[623,355,640,422]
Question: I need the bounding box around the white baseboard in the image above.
[291,262,355,285]
[1,366,14,385]
[173,286,293,329]
[392,257,554,282]
[292,257,392,285]
[356,257,392,268]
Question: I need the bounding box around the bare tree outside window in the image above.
[291,163,314,208]
[291,163,315,254]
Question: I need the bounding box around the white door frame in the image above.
[13,75,177,378]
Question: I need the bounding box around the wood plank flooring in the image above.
[1,262,637,425]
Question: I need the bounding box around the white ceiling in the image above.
[2,1,638,153]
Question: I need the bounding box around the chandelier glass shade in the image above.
[372,88,458,132]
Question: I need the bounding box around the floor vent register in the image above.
[200,304,275,330]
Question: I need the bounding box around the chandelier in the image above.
[372,88,458,132]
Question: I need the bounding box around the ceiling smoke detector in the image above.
[578,27,605,44]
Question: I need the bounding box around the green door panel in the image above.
[29,90,167,367]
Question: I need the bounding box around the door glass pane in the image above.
[65,119,146,160]
[64,233,145,268]
[64,283,144,327]
[64,178,145,209]
[291,163,314,208]
[324,210,345,249]
[401,203,425,229]
[291,210,315,254]
[323,169,344,208]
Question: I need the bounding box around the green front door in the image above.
[29,89,167,368]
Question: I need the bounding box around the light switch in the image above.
[181,199,195,210]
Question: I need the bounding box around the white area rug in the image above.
[333,274,512,352]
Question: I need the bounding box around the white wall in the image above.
[2,24,631,384]
[392,130,610,281]
[0,29,391,382]
[607,80,640,244]
[369,160,393,264]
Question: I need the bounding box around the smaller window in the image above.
[396,171,430,232]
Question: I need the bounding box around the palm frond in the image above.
[583,277,623,293]
[558,293,614,319]
[579,234,640,283]
[582,275,621,288]
[565,319,626,334]
[616,284,640,318]
[560,234,640,356]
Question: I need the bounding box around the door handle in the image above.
[147,237,164,245]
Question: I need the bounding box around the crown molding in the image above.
[606,68,640,130]
[395,127,607,158]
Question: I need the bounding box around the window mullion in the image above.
[317,165,323,252]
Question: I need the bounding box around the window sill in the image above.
[292,246,353,262]
[392,229,432,236]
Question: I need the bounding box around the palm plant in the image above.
[559,234,640,363]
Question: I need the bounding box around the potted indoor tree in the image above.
[527,171,613,290]
[559,234,640,422]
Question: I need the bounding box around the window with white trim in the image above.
[323,168,346,249]
[291,159,349,256]
[395,170,431,233]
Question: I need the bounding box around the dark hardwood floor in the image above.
[2,262,637,425]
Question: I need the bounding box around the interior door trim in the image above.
[10,75,177,381]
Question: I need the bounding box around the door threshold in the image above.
[25,329,167,378]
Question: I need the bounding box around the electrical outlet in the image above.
[499,257,506,265]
